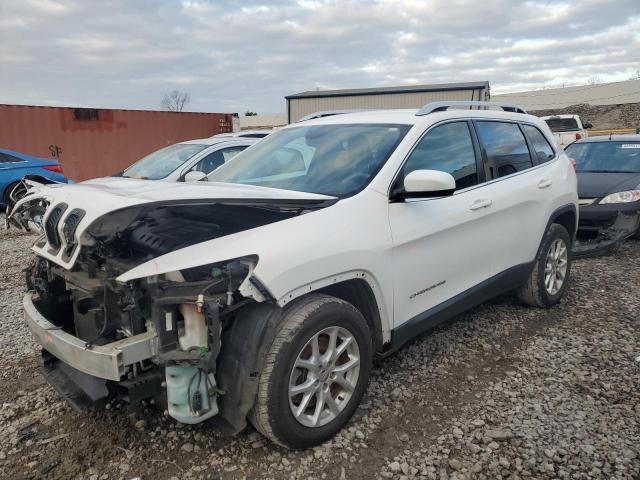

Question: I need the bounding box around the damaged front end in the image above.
[23,197,323,428]
[573,208,640,256]
[5,176,55,232]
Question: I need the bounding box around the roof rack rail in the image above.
[416,101,528,116]
[297,110,362,122]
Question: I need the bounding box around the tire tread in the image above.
[248,294,358,447]
[517,223,571,308]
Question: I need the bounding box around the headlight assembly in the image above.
[599,190,640,204]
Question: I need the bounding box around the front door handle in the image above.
[538,179,552,189]
[470,198,492,211]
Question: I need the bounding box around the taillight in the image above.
[43,164,64,174]
[569,158,577,170]
[575,133,582,140]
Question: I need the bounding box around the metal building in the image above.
[0,105,236,181]
[285,81,490,123]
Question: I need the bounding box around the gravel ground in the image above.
[1,216,639,480]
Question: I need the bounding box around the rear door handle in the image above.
[469,198,492,211]
[538,179,552,189]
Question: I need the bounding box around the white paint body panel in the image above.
[389,186,495,323]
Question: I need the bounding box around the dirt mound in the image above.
[531,102,640,130]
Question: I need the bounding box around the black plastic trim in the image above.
[546,203,578,242]
[44,203,68,252]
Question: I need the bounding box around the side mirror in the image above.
[398,170,456,199]
[583,122,593,129]
[184,171,208,183]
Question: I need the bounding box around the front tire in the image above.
[517,223,572,307]
[249,294,372,449]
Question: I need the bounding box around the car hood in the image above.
[77,177,333,201]
[577,172,640,198]
[10,177,336,270]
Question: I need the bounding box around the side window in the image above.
[0,153,25,164]
[188,146,247,175]
[476,121,533,179]
[522,124,555,163]
[402,122,478,190]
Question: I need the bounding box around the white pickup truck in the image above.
[541,114,593,148]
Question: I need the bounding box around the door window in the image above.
[188,146,248,174]
[522,124,555,163]
[476,121,533,179]
[402,121,478,190]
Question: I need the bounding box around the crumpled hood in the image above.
[12,177,335,270]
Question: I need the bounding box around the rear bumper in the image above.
[573,202,640,256]
[24,293,157,381]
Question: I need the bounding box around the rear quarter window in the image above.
[522,124,555,163]
[0,153,26,164]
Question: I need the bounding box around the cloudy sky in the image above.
[1,0,639,114]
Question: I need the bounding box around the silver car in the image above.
[119,137,260,182]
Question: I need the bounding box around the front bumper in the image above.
[24,293,157,381]
[573,201,640,256]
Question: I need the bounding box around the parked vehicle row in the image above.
[567,135,640,255]
[116,137,258,182]
[3,130,274,223]
[9,101,579,448]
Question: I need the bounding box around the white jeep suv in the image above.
[11,101,578,449]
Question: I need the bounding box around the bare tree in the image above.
[587,75,602,85]
[160,90,190,112]
[629,70,640,81]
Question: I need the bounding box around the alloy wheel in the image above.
[288,326,360,428]
[544,238,568,295]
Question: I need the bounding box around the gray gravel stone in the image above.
[0,216,639,479]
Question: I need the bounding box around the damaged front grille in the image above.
[44,203,68,250]
[62,209,85,257]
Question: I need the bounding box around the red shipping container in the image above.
[0,104,236,181]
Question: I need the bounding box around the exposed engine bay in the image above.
[20,197,329,430]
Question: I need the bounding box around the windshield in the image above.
[565,142,640,173]
[207,124,410,196]
[544,118,579,132]
[122,143,208,179]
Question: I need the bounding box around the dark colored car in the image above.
[0,148,69,209]
[565,135,640,255]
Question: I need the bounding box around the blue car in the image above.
[0,148,69,209]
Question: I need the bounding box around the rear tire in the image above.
[248,294,372,449]
[517,223,572,307]
[2,181,20,212]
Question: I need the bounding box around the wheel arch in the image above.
[550,204,577,241]
[276,271,391,349]
[315,278,385,353]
